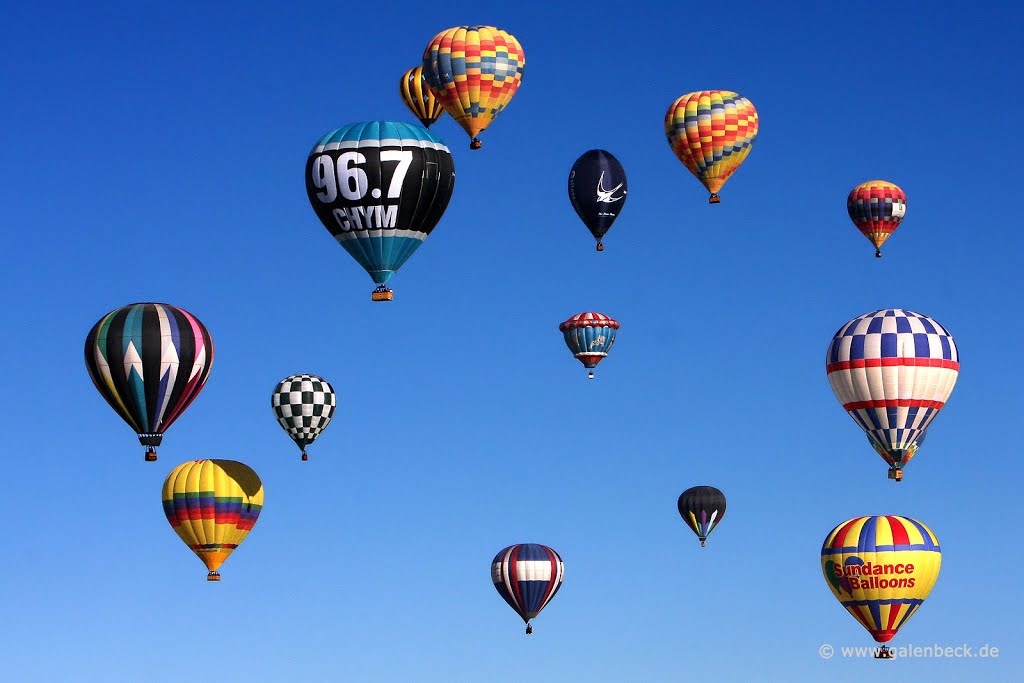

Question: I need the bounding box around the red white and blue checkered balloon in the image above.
[826,309,959,479]
[491,544,564,634]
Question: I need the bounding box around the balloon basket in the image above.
[587,371,594,379]
[888,468,904,482]
[875,249,882,258]
[708,193,721,204]
[874,646,894,659]
[470,139,482,150]
[207,571,221,582]
[371,286,393,302]
[301,452,308,461]
[596,242,604,252]
[145,448,157,462]
[525,624,533,635]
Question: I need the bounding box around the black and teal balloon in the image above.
[305,121,455,301]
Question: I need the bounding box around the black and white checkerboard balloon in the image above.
[271,374,336,460]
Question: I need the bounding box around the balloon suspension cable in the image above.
[875,249,882,258]
[470,138,482,150]
[596,242,604,252]
[302,451,308,462]
[207,571,221,582]
[371,284,394,302]
[145,447,157,462]
[708,193,721,204]
[525,623,533,635]
[874,645,894,659]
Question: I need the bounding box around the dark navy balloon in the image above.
[677,486,727,548]
[567,150,628,251]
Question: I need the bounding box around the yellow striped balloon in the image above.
[162,460,264,581]
[399,66,444,128]
[821,516,941,646]
[421,25,525,150]
[664,90,759,203]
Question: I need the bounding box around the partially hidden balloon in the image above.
[399,66,445,128]
[560,312,619,379]
[568,150,628,251]
[822,515,941,657]
[848,180,907,257]
[826,309,959,481]
[677,486,727,548]
[664,90,758,203]
[271,374,336,461]
[84,303,213,461]
[162,459,264,581]
[491,543,564,634]
[422,25,525,150]
[305,121,455,301]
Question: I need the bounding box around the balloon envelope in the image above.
[559,312,619,378]
[162,459,264,581]
[422,25,525,149]
[826,309,958,479]
[568,150,628,250]
[399,66,444,128]
[664,90,758,202]
[491,543,564,632]
[848,180,907,256]
[271,374,336,460]
[821,515,941,643]
[677,486,727,547]
[84,302,213,460]
[305,121,455,299]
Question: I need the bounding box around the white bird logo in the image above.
[596,171,625,203]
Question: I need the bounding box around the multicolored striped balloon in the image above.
[677,486,727,548]
[162,460,264,581]
[491,543,564,634]
[84,303,213,461]
[560,312,619,379]
[848,180,907,257]
[826,309,959,481]
[399,66,444,128]
[664,90,759,203]
[422,25,525,150]
[305,122,456,301]
[821,516,941,650]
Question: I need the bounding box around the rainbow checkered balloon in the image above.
[422,26,525,150]
[664,90,758,203]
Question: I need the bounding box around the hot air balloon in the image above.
[162,459,263,581]
[826,309,959,481]
[821,515,941,658]
[664,90,758,203]
[492,544,564,634]
[271,374,336,461]
[422,25,525,150]
[399,66,445,128]
[560,312,619,379]
[848,180,907,257]
[305,121,455,301]
[84,303,213,461]
[568,150,628,251]
[677,486,727,548]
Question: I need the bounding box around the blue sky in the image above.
[2,1,1021,680]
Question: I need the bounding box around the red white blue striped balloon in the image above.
[491,544,564,634]
[826,309,959,480]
